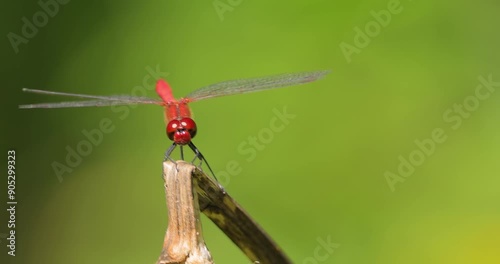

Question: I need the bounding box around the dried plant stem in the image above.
[157,161,213,264]
[157,161,291,264]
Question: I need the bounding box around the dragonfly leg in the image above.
[164,143,177,162]
[190,151,203,167]
[180,145,184,160]
[162,143,180,177]
[188,141,218,181]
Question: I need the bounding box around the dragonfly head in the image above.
[166,117,197,145]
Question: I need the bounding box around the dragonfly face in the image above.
[166,117,197,145]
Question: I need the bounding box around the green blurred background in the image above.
[1,1,500,263]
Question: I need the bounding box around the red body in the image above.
[156,79,197,145]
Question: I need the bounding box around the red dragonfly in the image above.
[20,70,330,176]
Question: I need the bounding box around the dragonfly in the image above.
[20,70,330,177]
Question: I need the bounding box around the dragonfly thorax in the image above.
[166,117,197,145]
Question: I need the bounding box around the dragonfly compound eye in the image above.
[166,119,181,141]
[180,118,197,139]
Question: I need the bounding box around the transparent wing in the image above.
[185,70,330,102]
[19,100,158,109]
[20,88,163,109]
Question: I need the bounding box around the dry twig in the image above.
[158,161,291,264]
[157,161,213,264]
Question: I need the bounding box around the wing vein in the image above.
[185,70,330,102]
[20,88,163,109]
